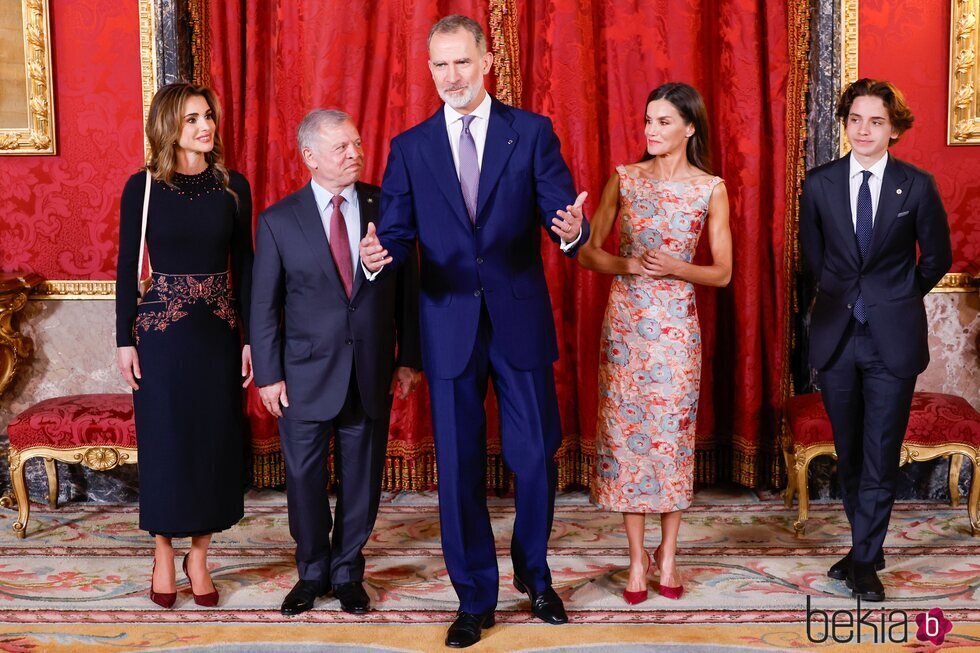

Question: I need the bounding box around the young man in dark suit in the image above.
[799,79,952,601]
[251,110,421,616]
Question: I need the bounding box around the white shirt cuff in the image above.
[362,262,382,281]
[560,228,583,251]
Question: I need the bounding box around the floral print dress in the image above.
[591,165,722,513]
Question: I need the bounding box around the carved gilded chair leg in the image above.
[10,455,30,539]
[948,453,964,509]
[968,455,979,536]
[43,457,58,509]
[793,451,810,535]
[782,448,797,508]
[780,419,797,508]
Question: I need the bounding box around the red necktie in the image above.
[328,194,353,298]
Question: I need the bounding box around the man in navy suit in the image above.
[799,79,951,602]
[251,110,421,616]
[360,15,589,648]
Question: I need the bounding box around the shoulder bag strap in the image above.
[137,169,152,289]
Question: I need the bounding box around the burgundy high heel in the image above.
[183,553,220,607]
[653,545,684,600]
[623,549,652,605]
[149,559,176,609]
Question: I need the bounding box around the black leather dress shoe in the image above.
[827,550,885,581]
[513,575,568,625]
[333,581,370,614]
[280,579,331,616]
[845,565,886,602]
[445,610,495,648]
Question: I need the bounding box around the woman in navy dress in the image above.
[115,83,253,608]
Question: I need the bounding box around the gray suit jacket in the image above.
[250,181,421,420]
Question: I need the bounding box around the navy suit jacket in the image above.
[799,154,952,378]
[250,181,421,421]
[376,97,589,379]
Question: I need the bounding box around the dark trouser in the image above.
[278,372,390,585]
[427,305,562,614]
[818,319,916,566]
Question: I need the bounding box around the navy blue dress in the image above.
[115,168,252,537]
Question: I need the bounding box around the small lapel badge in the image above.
[507,139,514,145]
[367,198,374,203]
[896,188,902,194]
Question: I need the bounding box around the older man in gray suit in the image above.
[251,109,421,616]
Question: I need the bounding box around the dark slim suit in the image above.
[251,180,421,585]
[376,97,589,613]
[799,153,951,567]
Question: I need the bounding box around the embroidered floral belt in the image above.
[134,271,238,344]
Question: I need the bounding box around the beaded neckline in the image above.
[164,167,222,199]
[173,168,215,181]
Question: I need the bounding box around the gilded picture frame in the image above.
[0,0,55,155]
[839,0,859,155]
[949,0,980,144]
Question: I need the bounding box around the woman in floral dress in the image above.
[575,83,732,603]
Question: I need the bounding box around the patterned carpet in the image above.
[1,488,978,651]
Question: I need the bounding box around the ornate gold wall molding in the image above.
[0,0,55,154]
[489,0,522,106]
[949,0,980,144]
[839,0,859,155]
[930,272,980,292]
[139,0,157,159]
[29,280,115,300]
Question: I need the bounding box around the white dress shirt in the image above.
[848,151,888,230]
[311,179,360,280]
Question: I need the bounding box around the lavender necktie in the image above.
[459,114,479,222]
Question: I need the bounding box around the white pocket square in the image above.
[897,210,910,217]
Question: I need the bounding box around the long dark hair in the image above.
[639,82,712,175]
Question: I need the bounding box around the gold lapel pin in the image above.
[896,189,902,194]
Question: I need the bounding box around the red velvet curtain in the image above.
[207,0,796,489]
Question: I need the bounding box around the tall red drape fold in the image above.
[207,0,796,489]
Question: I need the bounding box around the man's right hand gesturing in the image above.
[359,222,392,273]
[259,381,289,418]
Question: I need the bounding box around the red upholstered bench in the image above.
[782,392,980,536]
[5,394,137,538]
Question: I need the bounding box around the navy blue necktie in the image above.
[853,170,873,323]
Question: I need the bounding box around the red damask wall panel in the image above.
[860,0,980,273]
[0,0,144,279]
